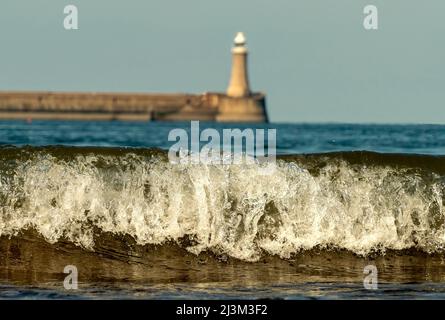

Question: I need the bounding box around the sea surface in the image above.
[0,120,445,299]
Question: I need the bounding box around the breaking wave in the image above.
[0,146,444,261]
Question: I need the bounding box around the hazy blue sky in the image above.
[0,0,444,123]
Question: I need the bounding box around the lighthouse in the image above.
[216,32,268,122]
[226,32,251,98]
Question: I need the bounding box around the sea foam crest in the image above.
[0,152,444,261]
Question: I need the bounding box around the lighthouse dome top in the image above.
[234,32,246,46]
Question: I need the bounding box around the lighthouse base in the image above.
[215,93,268,123]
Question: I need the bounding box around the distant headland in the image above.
[0,32,268,123]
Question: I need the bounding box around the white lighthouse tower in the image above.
[226,32,251,98]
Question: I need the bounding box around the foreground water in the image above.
[0,121,445,299]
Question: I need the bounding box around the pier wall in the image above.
[0,91,268,122]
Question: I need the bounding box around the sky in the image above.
[0,0,444,123]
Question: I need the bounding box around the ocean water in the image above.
[0,120,445,300]
[1,121,444,155]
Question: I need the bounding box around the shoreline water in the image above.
[0,123,444,299]
[2,230,445,299]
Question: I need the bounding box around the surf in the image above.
[0,146,444,262]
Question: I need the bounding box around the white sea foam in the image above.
[0,153,444,261]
